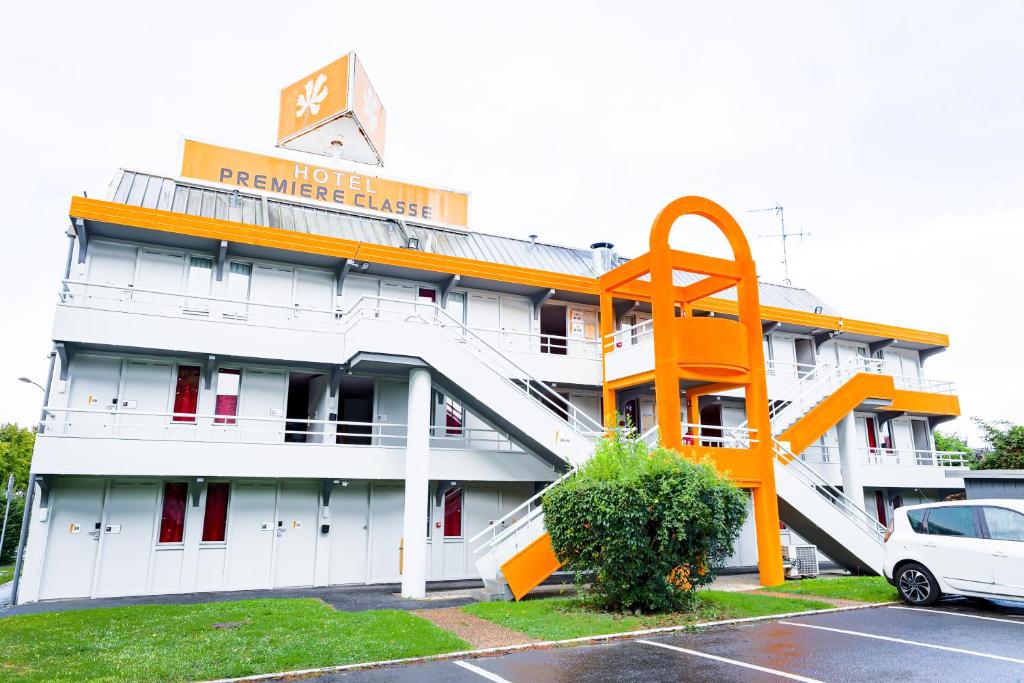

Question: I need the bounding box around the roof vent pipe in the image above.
[590,242,616,275]
[528,234,538,247]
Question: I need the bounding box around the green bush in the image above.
[543,433,748,612]
[974,418,1024,470]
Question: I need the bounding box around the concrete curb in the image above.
[202,600,897,682]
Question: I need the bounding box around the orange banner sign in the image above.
[180,140,469,227]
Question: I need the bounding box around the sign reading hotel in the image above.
[180,139,469,228]
[276,52,387,167]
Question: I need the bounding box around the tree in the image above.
[543,433,748,613]
[0,424,34,565]
[933,431,971,455]
[973,418,1024,471]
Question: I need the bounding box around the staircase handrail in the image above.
[769,357,885,430]
[468,467,578,552]
[773,438,885,544]
[340,296,606,436]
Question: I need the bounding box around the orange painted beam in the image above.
[679,275,738,303]
[70,196,950,348]
[500,532,564,601]
[779,373,895,455]
[889,390,961,417]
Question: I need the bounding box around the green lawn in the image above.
[0,565,12,584]
[0,598,469,682]
[463,590,832,641]
[764,576,898,603]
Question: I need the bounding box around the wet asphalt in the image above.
[308,599,1024,683]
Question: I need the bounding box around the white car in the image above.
[883,499,1024,605]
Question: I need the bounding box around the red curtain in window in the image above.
[214,369,241,425]
[158,482,188,543]
[202,483,230,542]
[865,418,878,450]
[173,366,201,422]
[443,488,462,537]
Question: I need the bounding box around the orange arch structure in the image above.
[599,196,785,586]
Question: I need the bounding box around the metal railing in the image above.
[60,279,342,332]
[774,438,886,544]
[340,296,606,437]
[766,359,819,379]
[472,327,601,360]
[605,319,654,351]
[639,422,758,449]
[860,447,971,468]
[39,406,522,452]
[800,444,837,463]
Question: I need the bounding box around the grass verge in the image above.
[764,576,898,603]
[0,565,12,584]
[463,590,832,641]
[0,598,469,682]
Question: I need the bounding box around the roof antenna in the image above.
[748,202,810,285]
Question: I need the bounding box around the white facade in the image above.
[16,174,963,602]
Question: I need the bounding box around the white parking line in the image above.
[781,621,1024,665]
[637,639,823,682]
[889,605,1024,625]
[453,660,513,682]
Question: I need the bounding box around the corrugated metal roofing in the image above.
[108,170,837,315]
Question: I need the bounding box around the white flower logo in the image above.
[361,88,381,132]
[296,73,328,118]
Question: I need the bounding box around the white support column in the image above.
[836,413,866,511]
[401,367,431,598]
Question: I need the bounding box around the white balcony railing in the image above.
[639,422,758,450]
[59,279,602,360]
[40,406,523,452]
[60,279,343,332]
[860,447,971,468]
[605,318,654,351]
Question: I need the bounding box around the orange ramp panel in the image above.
[500,532,564,601]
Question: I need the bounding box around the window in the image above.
[925,506,978,537]
[444,397,463,436]
[982,507,1024,542]
[201,483,230,542]
[907,509,926,533]
[224,262,252,319]
[214,369,241,425]
[185,256,213,311]
[443,487,463,537]
[158,482,188,543]
[418,287,437,303]
[172,365,201,422]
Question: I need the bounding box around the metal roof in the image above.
[108,170,838,314]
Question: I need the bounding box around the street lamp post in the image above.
[17,377,44,392]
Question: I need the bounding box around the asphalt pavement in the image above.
[305,600,1024,682]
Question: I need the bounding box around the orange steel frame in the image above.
[599,196,785,587]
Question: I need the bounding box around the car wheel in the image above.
[896,563,941,606]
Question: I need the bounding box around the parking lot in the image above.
[310,600,1024,682]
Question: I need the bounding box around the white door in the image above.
[118,360,174,439]
[771,334,798,380]
[467,293,500,345]
[65,355,122,437]
[380,280,416,315]
[500,296,532,352]
[374,380,409,445]
[94,481,160,597]
[340,275,379,315]
[294,268,334,326]
[368,485,404,583]
[920,505,994,592]
[225,483,277,590]
[134,249,185,307]
[37,478,105,600]
[238,369,287,443]
[85,241,137,306]
[462,487,500,577]
[272,481,319,588]
[980,506,1024,597]
[250,264,294,322]
[567,307,597,358]
[329,482,370,585]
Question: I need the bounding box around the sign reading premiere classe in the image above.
[180,139,469,228]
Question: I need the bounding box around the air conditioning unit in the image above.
[787,544,820,578]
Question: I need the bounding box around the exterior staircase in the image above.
[340,296,604,468]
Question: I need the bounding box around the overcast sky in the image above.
[2,1,1021,444]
